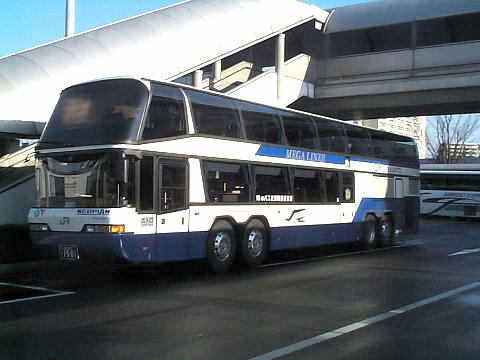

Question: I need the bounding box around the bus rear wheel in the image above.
[378,216,394,247]
[207,220,237,272]
[240,219,268,268]
[361,215,377,250]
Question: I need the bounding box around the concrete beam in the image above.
[292,86,480,119]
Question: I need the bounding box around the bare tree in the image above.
[426,115,479,163]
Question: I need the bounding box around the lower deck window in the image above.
[341,172,354,202]
[325,171,340,202]
[204,162,250,203]
[254,166,292,202]
[293,169,326,202]
[202,160,355,204]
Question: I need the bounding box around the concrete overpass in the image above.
[291,0,480,119]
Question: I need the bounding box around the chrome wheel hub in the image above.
[213,232,231,262]
[247,229,264,257]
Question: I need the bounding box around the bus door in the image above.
[155,160,189,259]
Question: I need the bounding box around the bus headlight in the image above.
[29,223,50,232]
[83,225,125,233]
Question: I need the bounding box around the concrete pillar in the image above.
[214,60,222,82]
[276,33,285,100]
[65,0,75,37]
[193,70,203,88]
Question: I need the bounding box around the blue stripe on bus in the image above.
[255,146,417,169]
[256,145,345,165]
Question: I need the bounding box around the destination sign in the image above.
[76,209,111,216]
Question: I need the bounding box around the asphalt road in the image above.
[1,218,480,360]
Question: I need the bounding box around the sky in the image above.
[0,0,378,58]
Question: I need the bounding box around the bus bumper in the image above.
[29,232,156,264]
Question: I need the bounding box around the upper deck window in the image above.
[282,113,317,150]
[241,104,284,145]
[346,127,372,157]
[315,119,346,154]
[39,79,149,148]
[187,91,242,139]
[142,84,186,140]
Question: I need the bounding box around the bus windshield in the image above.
[35,152,135,208]
[39,79,149,148]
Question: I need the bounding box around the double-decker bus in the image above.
[420,163,480,218]
[28,77,419,271]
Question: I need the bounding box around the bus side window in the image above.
[315,119,346,154]
[187,91,242,139]
[254,166,292,200]
[142,84,186,140]
[341,172,355,202]
[241,104,284,145]
[346,127,372,157]
[293,168,326,202]
[282,114,317,150]
[159,163,187,212]
[204,162,250,203]
[324,171,340,203]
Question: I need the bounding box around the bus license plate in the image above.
[59,245,79,261]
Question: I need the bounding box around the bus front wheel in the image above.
[207,220,237,272]
[361,215,378,250]
[240,219,268,268]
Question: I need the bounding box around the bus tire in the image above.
[241,219,268,268]
[378,216,394,247]
[361,215,377,250]
[207,220,237,272]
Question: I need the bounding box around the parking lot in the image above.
[1,217,479,360]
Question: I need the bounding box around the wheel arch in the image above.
[364,212,378,222]
[209,216,239,231]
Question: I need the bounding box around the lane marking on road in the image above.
[0,282,75,305]
[249,282,480,360]
[448,248,480,257]
[260,240,424,269]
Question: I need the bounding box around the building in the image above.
[447,143,480,158]
[353,117,427,159]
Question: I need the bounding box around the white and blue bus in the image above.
[420,164,480,218]
[28,77,419,271]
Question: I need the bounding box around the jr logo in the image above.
[60,217,70,225]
